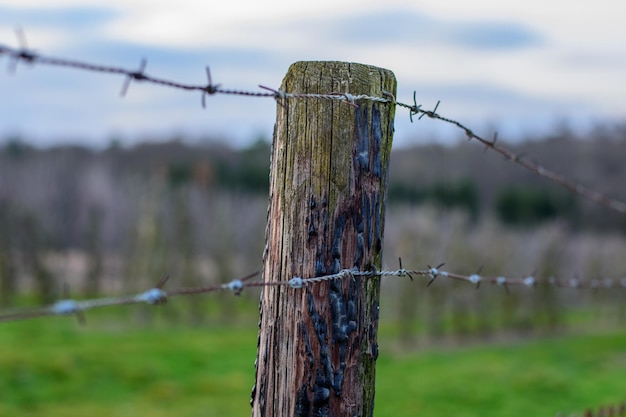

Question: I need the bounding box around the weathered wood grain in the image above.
[252,61,396,417]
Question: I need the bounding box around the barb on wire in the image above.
[120,58,147,97]
[426,262,445,287]
[397,257,415,281]
[6,28,34,72]
[2,40,626,214]
[1,263,625,324]
[201,66,221,108]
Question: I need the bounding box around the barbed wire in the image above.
[1,41,626,215]
[2,261,625,324]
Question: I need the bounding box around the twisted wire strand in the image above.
[1,265,624,323]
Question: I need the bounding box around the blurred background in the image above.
[2,129,626,331]
[1,1,625,416]
[2,129,626,417]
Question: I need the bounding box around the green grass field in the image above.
[0,308,624,417]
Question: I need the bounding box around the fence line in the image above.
[2,42,626,215]
[2,35,624,417]
[2,38,626,325]
[1,261,625,323]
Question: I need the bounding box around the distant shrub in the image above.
[430,180,479,220]
[389,180,480,219]
[388,182,427,204]
[2,137,32,159]
[215,139,271,193]
[495,186,576,226]
[168,162,193,187]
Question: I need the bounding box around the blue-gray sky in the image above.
[0,1,625,147]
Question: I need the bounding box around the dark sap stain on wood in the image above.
[294,103,388,417]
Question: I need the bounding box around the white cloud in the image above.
[0,0,625,146]
[0,26,69,49]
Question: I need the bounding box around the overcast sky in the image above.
[0,1,625,148]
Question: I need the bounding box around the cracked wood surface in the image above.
[252,61,396,417]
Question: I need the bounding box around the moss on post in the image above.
[252,61,396,417]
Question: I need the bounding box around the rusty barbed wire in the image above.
[1,262,625,324]
[2,42,625,215]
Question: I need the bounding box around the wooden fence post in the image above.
[252,61,396,417]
